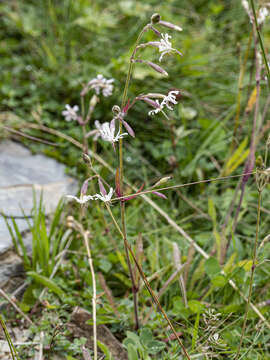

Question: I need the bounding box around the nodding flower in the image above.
[66,194,94,204]
[94,120,128,144]
[158,33,182,62]
[87,74,114,97]
[148,90,180,116]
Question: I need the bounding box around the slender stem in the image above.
[82,231,97,360]
[105,204,191,359]
[235,190,262,359]
[250,0,270,89]
[111,172,255,202]
[118,24,150,330]
[0,314,19,360]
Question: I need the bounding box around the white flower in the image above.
[148,91,179,116]
[148,100,162,116]
[88,74,114,97]
[62,104,79,122]
[66,194,94,204]
[213,333,219,342]
[162,90,179,110]
[94,120,128,143]
[158,33,182,62]
[258,6,269,25]
[93,188,114,202]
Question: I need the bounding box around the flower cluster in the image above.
[148,90,179,116]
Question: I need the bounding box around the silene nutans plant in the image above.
[4,3,270,360]
[63,13,192,360]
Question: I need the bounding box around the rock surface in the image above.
[0,140,77,254]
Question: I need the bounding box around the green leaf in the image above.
[97,340,114,360]
[27,272,64,297]
[146,340,166,354]
[205,257,221,279]
[211,275,227,288]
[188,300,205,313]
[140,328,153,348]
[127,343,139,360]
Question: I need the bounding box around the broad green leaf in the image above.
[127,343,139,360]
[211,275,227,288]
[188,300,205,313]
[146,340,166,354]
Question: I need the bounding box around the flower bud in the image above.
[112,105,121,115]
[151,13,161,24]
[82,153,91,164]
[159,20,182,32]
[146,61,168,76]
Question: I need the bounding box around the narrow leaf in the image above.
[27,271,65,297]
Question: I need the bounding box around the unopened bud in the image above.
[159,20,182,32]
[152,176,172,188]
[256,155,263,168]
[151,13,160,24]
[89,94,99,109]
[146,61,168,76]
[112,105,121,115]
[82,153,91,164]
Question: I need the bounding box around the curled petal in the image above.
[98,178,107,196]
[152,191,167,199]
[122,120,135,138]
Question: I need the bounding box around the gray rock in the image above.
[0,140,77,254]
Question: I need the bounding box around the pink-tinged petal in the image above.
[153,191,167,199]
[122,99,130,114]
[110,118,115,133]
[98,178,107,196]
[81,178,89,195]
[140,97,161,109]
[122,120,135,138]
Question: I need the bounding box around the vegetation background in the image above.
[1,0,270,359]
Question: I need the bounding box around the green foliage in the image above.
[123,328,166,359]
[2,0,270,359]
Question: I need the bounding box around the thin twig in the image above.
[0,288,33,325]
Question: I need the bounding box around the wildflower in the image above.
[258,6,269,25]
[93,187,114,202]
[158,33,182,62]
[62,104,79,122]
[88,74,114,97]
[148,90,180,115]
[66,194,94,204]
[94,120,128,143]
